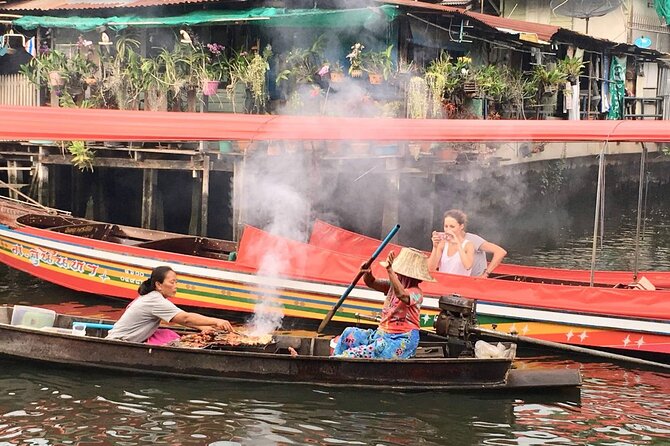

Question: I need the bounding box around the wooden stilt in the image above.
[200,155,210,236]
[189,169,202,235]
[37,147,49,205]
[380,159,400,241]
[95,169,108,222]
[231,157,245,243]
[48,164,57,208]
[141,169,156,229]
[7,161,18,200]
[427,174,436,233]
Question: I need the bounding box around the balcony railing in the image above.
[623,96,664,120]
[0,74,38,107]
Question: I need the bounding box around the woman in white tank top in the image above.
[427,209,475,276]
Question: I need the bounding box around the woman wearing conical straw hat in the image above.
[331,247,435,359]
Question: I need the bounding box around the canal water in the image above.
[1,187,670,444]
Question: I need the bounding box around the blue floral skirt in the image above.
[332,327,419,359]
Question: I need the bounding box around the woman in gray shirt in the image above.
[107,265,233,344]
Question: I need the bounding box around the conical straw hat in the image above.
[384,247,435,282]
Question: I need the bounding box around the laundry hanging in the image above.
[607,56,626,120]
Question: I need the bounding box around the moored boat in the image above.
[0,305,581,391]
[309,219,670,288]
[0,196,669,357]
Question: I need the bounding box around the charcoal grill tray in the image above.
[203,341,278,353]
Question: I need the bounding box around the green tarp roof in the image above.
[656,0,670,25]
[13,6,398,31]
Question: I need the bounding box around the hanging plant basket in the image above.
[368,73,383,85]
[543,84,558,96]
[330,72,345,83]
[350,69,363,78]
[48,71,65,87]
[202,80,220,96]
[463,80,477,94]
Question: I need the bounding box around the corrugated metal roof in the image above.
[378,0,668,58]
[379,0,559,42]
[0,0,219,11]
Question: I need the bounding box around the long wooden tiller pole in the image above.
[317,224,400,334]
[472,327,670,371]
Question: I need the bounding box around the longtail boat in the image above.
[309,219,670,288]
[0,305,581,392]
[0,196,669,357]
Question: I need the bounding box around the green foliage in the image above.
[346,42,365,76]
[20,49,95,95]
[66,140,95,172]
[474,65,507,100]
[558,56,584,83]
[276,35,325,85]
[407,76,428,119]
[227,45,271,111]
[532,65,568,90]
[498,67,538,118]
[362,44,394,80]
[540,158,567,196]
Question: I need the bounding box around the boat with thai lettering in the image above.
[0,196,669,357]
[0,304,582,392]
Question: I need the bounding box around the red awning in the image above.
[1,106,669,142]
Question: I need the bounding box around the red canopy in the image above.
[1,106,669,142]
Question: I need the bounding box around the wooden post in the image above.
[48,162,57,208]
[380,158,400,241]
[7,160,18,200]
[189,167,202,236]
[200,154,210,236]
[232,157,245,243]
[141,169,156,229]
[36,147,49,205]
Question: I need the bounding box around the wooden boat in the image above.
[0,305,582,391]
[0,196,669,356]
[309,219,670,288]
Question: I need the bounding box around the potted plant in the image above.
[474,65,506,100]
[201,43,228,96]
[276,35,326,101]
[363,44,393,84]
[139,49,180,111]
[98,35,144,110]
[227,45,271,113]
[407,76,428,119]
[532,65,567,95]
[558,56,584,85]
[328,60,345,83]
[498,67,538,119]
[20,49,68,88]
[425,52,452,118]
[346,42,365,78]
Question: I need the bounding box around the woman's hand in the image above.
[213,319,233,332]
[431,231,444,246]
[359,261,371,275]
[384,251,395,271]
[446,230,461,245]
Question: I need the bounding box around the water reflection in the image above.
[0,357,668,445]
[1,197,670,445]
[505,210,670,271]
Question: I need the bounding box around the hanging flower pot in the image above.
[330,72,345,83]
[202,80,220,96]
[48,71,65,87]
[368,73,383,85]
[463,80,477,94]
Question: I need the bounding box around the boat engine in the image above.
[433,294,477,357]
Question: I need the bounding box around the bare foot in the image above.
[288,347,298,357]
